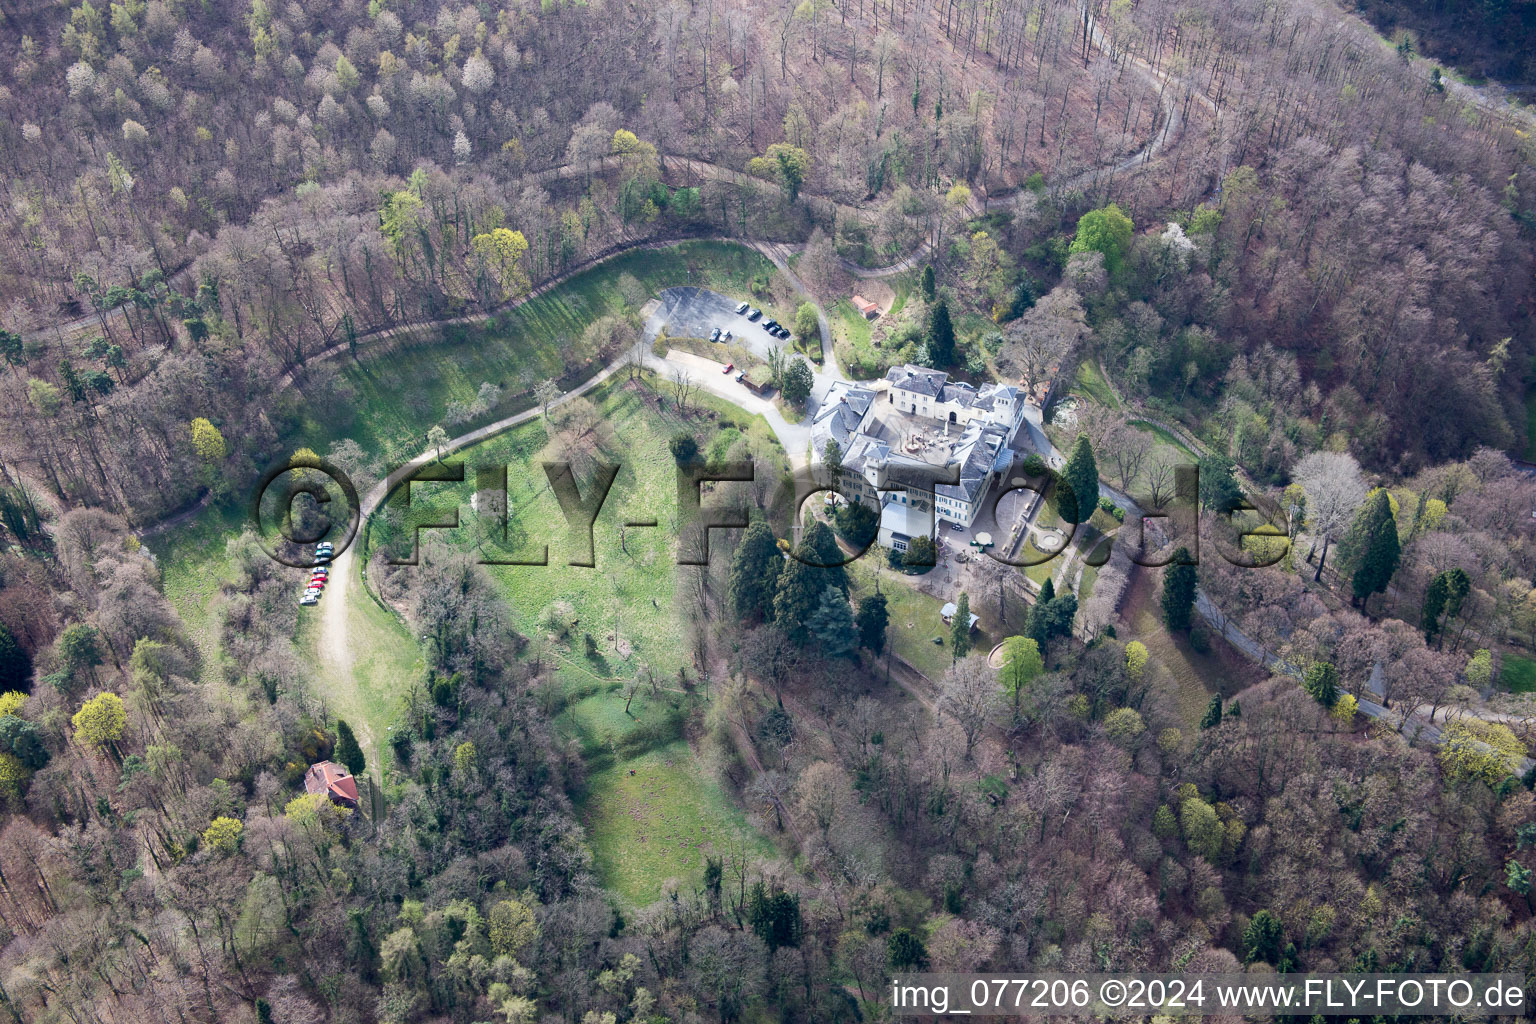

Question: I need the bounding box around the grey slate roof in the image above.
[886,364,948,398]
[936,424,1012,504]
[810,383,877,452]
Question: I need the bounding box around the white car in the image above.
[300,593,319,606]
[735,301,749,314]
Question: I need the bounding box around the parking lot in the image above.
[645,286,790,363]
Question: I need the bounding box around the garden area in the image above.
[365,375,782,903]
[829,273,919,378]
[148,242,793,905]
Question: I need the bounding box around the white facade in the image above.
[813,367,1036,548]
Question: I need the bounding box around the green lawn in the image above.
[848,560,953,681]
[367,376,778,902]
[1502,653,1536,693]
[296,576,424,774]
[284,241,779,470]
[834,299,874,349]
[147,243,789,903]
[886,273,914,320]
[1127,420,1198,461]
[584,741,772,906]
[1073,361,1121,410]
[1079,562,1098,603]
[832,299,890,378]
[152,501,246,685]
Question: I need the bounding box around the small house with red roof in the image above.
[851,295,880,319]
[304,761,359,808]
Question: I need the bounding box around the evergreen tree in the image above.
[1059,433,1099,525]
[1028,592,1077,653]
[668,432,698,464]
[729,520,783,622]
[805,586,857,659]
[1302,662,1339,707]
[0,624,30,692]
[903,535,937,571]
[773,544,826,645]
[855,592,889,655]
[950,592,973,661]
[920,264,936,301]
[802,520,849,596]
[833,500,878,547]
[822,439,844,491]
[1044,594,1077,642]
[1348,490,1401,605]
[335,719,366,776]
[1198,454,1244,514]
[1006,276,1038,320]
[1161,548,1198,631]
[1243,910,1284,965]
[0,715,47,769]
[1423,567,1471,645]
[746,882,803,951]
[58,359,88,404]
[925,300,956,367]
[781,358,814,405]
[1200,694,1223,730]
[1421,571,1448,642]
[887,929,928,970]
[1025,580,1053,649]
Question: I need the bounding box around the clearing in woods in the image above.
[361,375,784,905]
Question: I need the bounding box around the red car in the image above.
[723,363,734,373]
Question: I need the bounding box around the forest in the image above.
[0,0,1532,1019]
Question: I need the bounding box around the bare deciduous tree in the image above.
[938,654,1002,760]
[998,285,1085,399]
[1295,451,1367,582]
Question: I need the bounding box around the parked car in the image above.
[722,330,732,341]
[776,327,791,339]
[735,301,749,314]
[761,319,778,331]
[950,522,965,532]
[710,327,722,342]
[723,363,734,373]
[734,371,746,382]
[747,308,761,320]
[300,593,319,606]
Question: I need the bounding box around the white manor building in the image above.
[809,364,1029,552]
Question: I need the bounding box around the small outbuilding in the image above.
[304,761,360,808]
[940,602,980,632]
[852,295,880,319]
